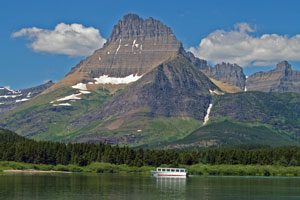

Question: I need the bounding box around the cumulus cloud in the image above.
[189,23,300,67]
[12,23,106,56]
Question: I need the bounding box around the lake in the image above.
[0,173,300,200]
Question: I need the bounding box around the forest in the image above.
[1,128,300,168]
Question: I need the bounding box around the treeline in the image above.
[0,129,300,167]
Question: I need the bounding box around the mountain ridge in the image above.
[0,81,54,116]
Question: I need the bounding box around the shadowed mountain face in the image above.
[247,61,300,93]
[0,81,54,116]
[52,13,182,90]
[70,54,218,132]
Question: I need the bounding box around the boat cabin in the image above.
[156,168,187,172]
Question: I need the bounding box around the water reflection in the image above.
[155,177,186,191]
[154,177,187,200]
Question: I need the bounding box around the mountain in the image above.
[0,14,218,147]
[0,81,54,116]
[68,54,218,144]
[49,13,181,91]
[185,52,245,91]
[247,61,300,93]
[1,14,300,149]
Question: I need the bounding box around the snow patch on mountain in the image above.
[16,98,29,103]
[115,39,122,54]
[53,103,71,106]
[72,83,87,90]
[0,94,22,98]
[93,74,143,85]
[55,93,81,102]
[79,90,91,94]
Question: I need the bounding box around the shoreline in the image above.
[1,161,300,177]
[3,169,72,174]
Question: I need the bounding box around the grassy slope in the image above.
[1,89,300,148]
[0,87,111,141]
[165,120,299,149]
[71,114,204,148]
[211,91,300,137]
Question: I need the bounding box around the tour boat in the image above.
[150,167,189,178]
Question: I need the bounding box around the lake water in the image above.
[0,173,300,200]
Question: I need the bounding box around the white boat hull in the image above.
[150,171,188,178]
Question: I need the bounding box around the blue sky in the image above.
[1,0,300,89]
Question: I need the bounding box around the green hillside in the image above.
[0,87,111,141]
[164,120,298,149]
[211,91,300,137]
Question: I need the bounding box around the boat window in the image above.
[162,169,165,171]
[158,169,161,171]
[167,169,170,172]
[180,170,184,172]
[176,169,179,172]
[171,169,175,172]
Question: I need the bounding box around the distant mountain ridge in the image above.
[185,52,246,90]
[246,61,300,92]
[187,51,300,93]
[0,81,54,116]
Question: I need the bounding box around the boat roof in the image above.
[157,167,187,170]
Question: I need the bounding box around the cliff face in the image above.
[247,61,300,93]
[209,63,246,90]
[52,14,182,89]
[185,52,246,90]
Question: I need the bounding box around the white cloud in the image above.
[12,23,106,56]
[189,23,300,67]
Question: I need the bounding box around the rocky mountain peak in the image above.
[275,61,292,72]
[247,61,300,93]
[106,13,174,45]
[54,13,182,89]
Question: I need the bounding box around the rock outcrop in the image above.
[247,61,300,93]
